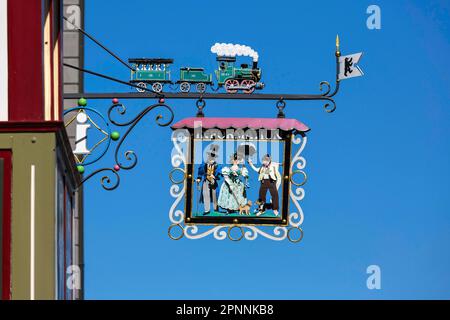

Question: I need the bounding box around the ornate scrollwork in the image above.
[289,132,307,229]
[108,101,174,170]
[319,81,332,96]
[316,52,341,112]
[243,226,288,241]
[65,98,174,191]
[168,130,308,243]
[79,168,120,191]
[323,98,337,113]
[184,225,228,240]
[168,129,188,226]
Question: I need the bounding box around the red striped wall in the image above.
[7,0,44,121]
[6,0,62,122]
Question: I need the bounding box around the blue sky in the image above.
[81,0,450,299]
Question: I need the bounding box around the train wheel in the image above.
[241,80,255,94]
[152,82,163,93]
[136,82,147,93]
[196,83,206,93]
[180,82,190,93]
[225,79,239,93]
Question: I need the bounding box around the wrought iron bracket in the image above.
[64,99,174,192]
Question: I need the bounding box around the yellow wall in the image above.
[0,132,56,299]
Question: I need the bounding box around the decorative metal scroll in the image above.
[168,130,307,243]
[64,98,174,191]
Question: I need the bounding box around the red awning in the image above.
[171,117,310,132]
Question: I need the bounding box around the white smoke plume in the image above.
[210,43,259,62]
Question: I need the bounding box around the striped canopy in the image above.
[171,117,310,132]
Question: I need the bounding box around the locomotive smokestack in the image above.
[252,61,258,69]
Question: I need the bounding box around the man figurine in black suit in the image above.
[196,145,222,215]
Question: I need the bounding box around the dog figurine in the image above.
[239,200,252,215]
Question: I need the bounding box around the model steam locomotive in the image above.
[129,43,264,94]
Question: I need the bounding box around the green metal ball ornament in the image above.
[78,97,87,107]
[77,165,85,174]
[110,131,120,141]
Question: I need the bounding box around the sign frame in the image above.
[169,118,309,242]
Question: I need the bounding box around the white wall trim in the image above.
[0,0,8,121]
[30,165,36,300]
[43,7,52,121]
[53,37,60,121]
[54,164,58,299]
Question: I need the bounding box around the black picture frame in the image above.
[184,128,293,226]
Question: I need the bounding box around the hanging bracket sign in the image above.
[61,32,364,243]
[169,117,309,242]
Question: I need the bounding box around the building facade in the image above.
[0,0,83,300]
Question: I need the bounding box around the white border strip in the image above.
[53,37,60,121]
[30,165,36,300]
[54,164,58,299]
[0,0,8,121]
[43,7,52,121]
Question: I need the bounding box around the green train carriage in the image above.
[177,67,213,93]
[129,58,174,93]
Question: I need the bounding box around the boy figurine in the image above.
[196,145,222,215]
[248,154,281,216]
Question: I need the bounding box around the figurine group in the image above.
[196,145,281,216]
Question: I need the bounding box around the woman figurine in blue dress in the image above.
[218,153,249,213]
